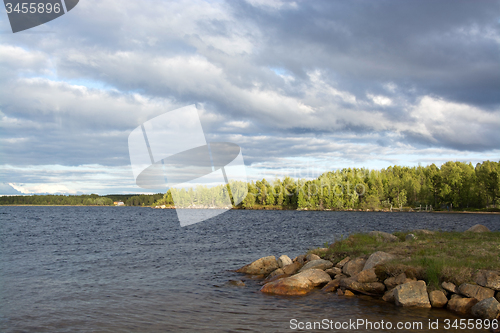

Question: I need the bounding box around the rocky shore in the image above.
[235,224,500,332]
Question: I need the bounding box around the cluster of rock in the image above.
[235,226,500,330]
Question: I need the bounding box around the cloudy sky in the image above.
[0,0,499,195]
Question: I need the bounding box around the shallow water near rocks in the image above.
[0,207,498,332]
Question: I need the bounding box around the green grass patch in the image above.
[310,230,500,287]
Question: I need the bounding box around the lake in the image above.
[0,207,498,332]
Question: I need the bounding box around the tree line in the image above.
[154,160,499,211]
[0,193,164,206]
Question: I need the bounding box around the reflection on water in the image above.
[0,207,498,332]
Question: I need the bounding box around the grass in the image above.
[309,230,500,290]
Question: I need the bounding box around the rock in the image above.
[357,268,378,283]
[334,274,347,280]
[383,288,396,303]
[369,231,400,242]
[384,273,413,290]
[344,290,355,296]
[405,234,417,241]
[340,277,385,295]
[306,253,321,262]
[458,283,495,301]
[394,281,431,308]
[471,297,500,320]
[325,267,342,277]
[363,251,396,270]
[282,262,303,275]
[428,290,448,308]
[277,255,293,268]
[322,279,341,292]
[442,281,459,294]
[224,280,245,287]
[294,254,306,264]
[299,259,333,273]
[335,257,351,268]
[474,271,500,291]
[466,224,491,233]
[260,269,331,296]
[447,297,479,315]
[260,272,288,285]
[450,294,463,300]
[337,288,344,296]
[237,256,279,276]
[342,257,366,277]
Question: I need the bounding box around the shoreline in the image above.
[1,204,499,214]
[234,226,500,331]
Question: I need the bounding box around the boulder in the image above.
[471,297,500,320]
[224,280,245,287]
[458,283,495,301]
[428,290,448,308]
[237,256,279,276]
[306,253,321,262]
[260,269,331,295]
[474,270,500,291]
[466,224,491,233]
[277,255,293,268]
[363,251,396,270]
[447,297,479,315]
[450,294,464,300]
[322,279,341,292]
[357,268,378,283]
[342,257,366,277]
[282,262,303,275]
[383,288,396,303]
[384,273,414,290]
[325,267,342,277]
[335,257,351,268]
[394,281,431,308]
[299,259,333,273]
[442,281,458,294]
[340,277,385,295]
[405,234,417,241]
[294,254,306,264]
[369,231,399,242]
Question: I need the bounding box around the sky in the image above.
[0,0,499,195]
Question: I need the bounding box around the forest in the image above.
[1,161,498,211]
[154,160,500,211]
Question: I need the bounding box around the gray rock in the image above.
[471,297,500,320]
[342,257,366,277]
[474,270,500,291]
[405,234,417,241]
[335,257,351,268]
[277,255,293,268]
[356,268,378,283]
[325,267,342,277]
[282,262,302,275]
[236,256,278,276]
[306,253,321,262]
[383,288,396,303]
[448,297,478,315]
[340,277,385,295]
[260,269,331,295]
[466,224,491,232]
[299,259,334,273]
[384,273,413,290]
[369,231,400,242]
[428,290,448,308]
[394,281,431,308]
[458,283,495,301]
[363,251,396,270]
[321,278,341,292]
[442,281,459,294]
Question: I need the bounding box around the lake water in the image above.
[0,207,499,332]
